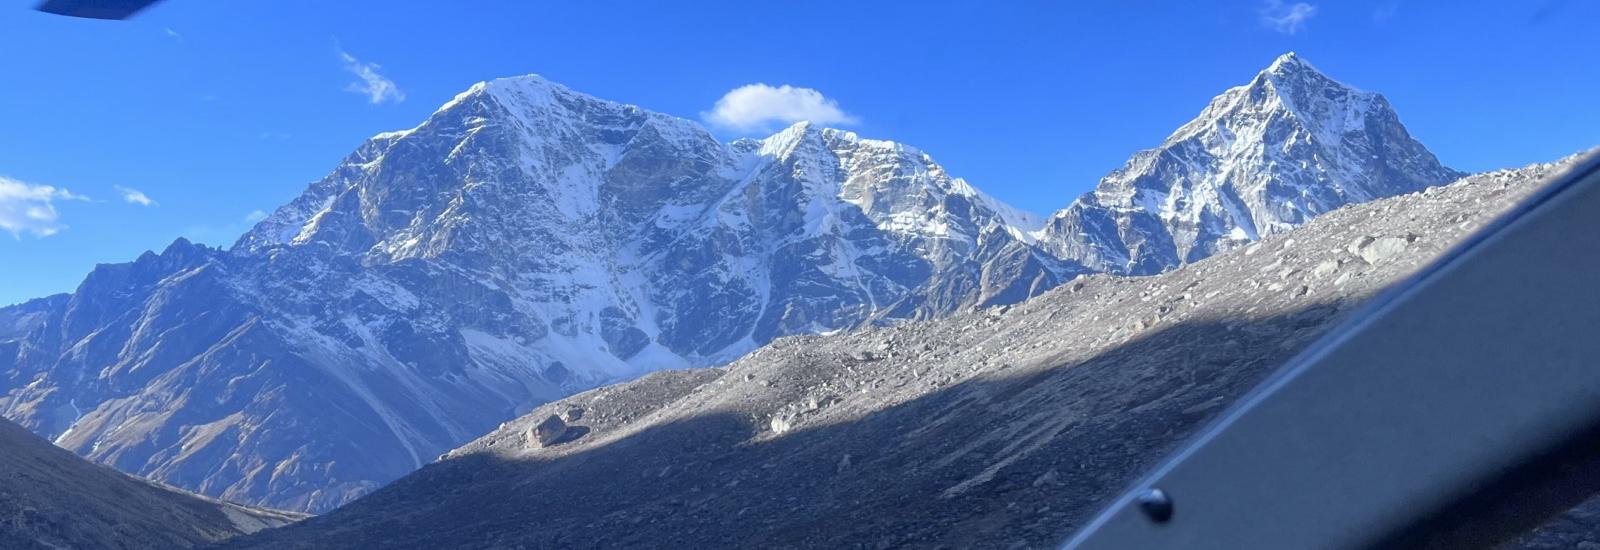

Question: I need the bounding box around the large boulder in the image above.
[1347,234,1417,265]
[526,415,568,448]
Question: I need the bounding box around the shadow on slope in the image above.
[0,417,304,550]
[224,298,1359,549]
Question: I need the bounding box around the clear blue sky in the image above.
[1,0,1596,306]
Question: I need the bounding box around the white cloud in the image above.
[114,185,157,207]
[1261,0,1318,34]
[338,49,405,105]
[702,84,858,133]
[0,176,89,238]
[163,27,182,42]
[245,209,269,222]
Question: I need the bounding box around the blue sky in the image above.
[1,0,1596,305]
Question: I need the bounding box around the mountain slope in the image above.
[0,416,302,549]
[1039,52,1463,274]
[0,54,1460,514]
[224,153,1586,549]
[0,76,1062,513]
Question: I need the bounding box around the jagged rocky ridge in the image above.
[0,416,302,549]
[0,53,1459,513]
[223,155,1591,549]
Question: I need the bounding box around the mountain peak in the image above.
[478,72,572,109]
[1040,50,1463,274]
[1265,51,1310,74]
[1255,52,1363,98]
[481,72,568,98]
[490,72,553,85]
[756,120,821,157]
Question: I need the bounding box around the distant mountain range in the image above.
[0,52,1464,512]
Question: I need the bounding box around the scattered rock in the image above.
[1350,234,1416,265]
[1345,235,1375,257]
[806,395,842,411]
[1032,469,1060,487]
[1310,259,1340,278]
[769,415,794,435]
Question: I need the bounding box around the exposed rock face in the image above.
[1039,52,1464,275]
[222,154,1589,549]
[0,416,302,549]
[0,54,1462,513]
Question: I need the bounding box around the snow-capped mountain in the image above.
[1039,52,1464,274]
[0,53,1461,514]
[0,75,1064,513]
[224,154,1586,550]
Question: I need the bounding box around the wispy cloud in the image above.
[114,185,157,207]
[702,84,858,134]
[245,209,269,223]
[338,48,405,105]
[0,176,89,238]
[1372,2,1398,22]
[1261,0,1318,34]
[163,27,182,42]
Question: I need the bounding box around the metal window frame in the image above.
[36,0,162,20]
